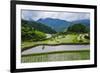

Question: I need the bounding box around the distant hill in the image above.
[22,18,90,33]
[37,18,71,32]
[37,18,90,32]
[72,19,90,27]
[21,20,56,34]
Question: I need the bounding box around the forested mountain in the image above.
[37,18,71,32]
[21,19,90,42]
[37,18,90,32]
[67,23,89,33]
[22,20,56,34]
[72,19,90,27]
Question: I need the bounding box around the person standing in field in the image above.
[42,45,45,50]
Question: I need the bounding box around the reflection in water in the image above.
[22,45,90,55]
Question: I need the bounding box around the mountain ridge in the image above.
[21,19,57,34]
[37,18,71,32]
[37,18,90,32]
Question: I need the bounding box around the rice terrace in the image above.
[21,10,90,63]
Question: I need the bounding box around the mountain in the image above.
[72,19,90,27]
[21,19,56,34]
[23,18,90,33]
[37,18,71,32]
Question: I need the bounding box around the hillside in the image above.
[21,19,56,34]
[37,18,71,32]
[72,19,90,27]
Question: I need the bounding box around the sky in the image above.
[21,10,90,21]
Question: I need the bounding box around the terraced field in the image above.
[21,34,89,51]
[21,33,90,63]
[21,50,90,63]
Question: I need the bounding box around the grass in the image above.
[21,34,90,63]
[21,50,90,63]
[45,34,78,43]
[21,34,90,51]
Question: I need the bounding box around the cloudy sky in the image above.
[21,10,90,21]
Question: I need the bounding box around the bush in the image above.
[84,35,90,39]
[21,25,46,41]
[79,40,83,42]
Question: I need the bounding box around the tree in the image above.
[67,23,89,33]
[21,23,46,41]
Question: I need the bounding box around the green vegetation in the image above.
[21,50,90,63]
[21,20,56,41]
[67,23,89,33]
[21,19,90,63]
[21,34,89,51]
[22,26,46,41]
[21,20,90,50]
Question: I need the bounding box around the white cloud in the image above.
[22,10,90,21]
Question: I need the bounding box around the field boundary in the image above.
[22,50,90,57]
[22,43,90,52]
